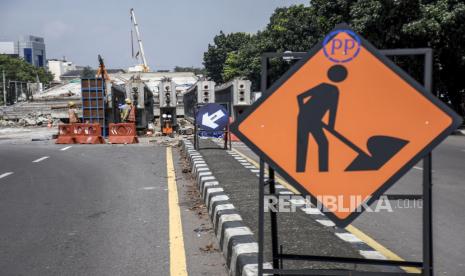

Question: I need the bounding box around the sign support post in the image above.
[194,104,199,150]
[256,48,436,275]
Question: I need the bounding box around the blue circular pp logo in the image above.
[323,30,361,63]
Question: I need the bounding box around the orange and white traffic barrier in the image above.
[56,124,76,144]
[73,123,105,144]
[108,123,138,144]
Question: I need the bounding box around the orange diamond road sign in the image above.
[231,24,462,227]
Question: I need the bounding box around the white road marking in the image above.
[359,250,387,260]
[414,165,435,172]
[141,186,156,190]
[335,232,363,243]
[289,198,307,205]
[316,219,336,227]
[32,156,49,163]
[301,207,322,215]
[0,172,14,179]
[60,146,72,151]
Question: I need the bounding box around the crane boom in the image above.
[130,8,149,72]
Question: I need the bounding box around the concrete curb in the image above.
[180,139,271,276]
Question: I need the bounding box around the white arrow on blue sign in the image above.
[196,103,229,131]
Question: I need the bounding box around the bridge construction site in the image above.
[1,4,465,276]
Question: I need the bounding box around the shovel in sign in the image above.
[322,124,409,171]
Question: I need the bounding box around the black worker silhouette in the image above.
[296,65,409,173]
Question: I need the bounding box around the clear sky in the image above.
[1,0,308,70]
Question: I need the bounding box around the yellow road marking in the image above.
[232,147,421,274]
[345,225,421,273]
[167,147,188,276]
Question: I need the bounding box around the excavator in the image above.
[96,54,110,81]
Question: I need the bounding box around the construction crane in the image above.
[130,8,150,72]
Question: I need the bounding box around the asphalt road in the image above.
[0,142,227,276]
[353,135,465,276]
[231,135,465,275]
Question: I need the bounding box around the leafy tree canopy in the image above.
[203,31,252,84]
[80,66,96,79]
[0,54,54,83]
[203,0,465,115]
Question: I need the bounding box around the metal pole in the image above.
[422,49,434,276]
[258,158,265,276]
[261,54,281,271]
[269,166,280,269]
[194,105,198,150]
[261,56,268,94]
[258,55,270,276]
[229,127,232,150]
[15,81,18,103]
[223,127,228,150]
[2,70,6,106]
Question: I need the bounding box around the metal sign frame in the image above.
[231,24,461,227]
[193,103,231,151]
[254,48,437,276]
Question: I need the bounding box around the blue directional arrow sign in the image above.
[196,103,229,131]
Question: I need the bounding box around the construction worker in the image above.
[121,98,136,123]
[68,101,80,124]
[296,65,347,173]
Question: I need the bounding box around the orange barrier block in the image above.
[108,123,139,144]
[73,123,105,144]
[56,124,76,144]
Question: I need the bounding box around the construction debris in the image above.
[199,243,219,253]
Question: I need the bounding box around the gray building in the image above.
[0,35,46,68]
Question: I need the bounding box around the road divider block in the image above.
[73,123,105,144]
[56,124,76,144]
[108,123,138,144]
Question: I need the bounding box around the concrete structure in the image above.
[0,42,17,56]
[61,68,124,82]
[110,72,198,117]
[0,35,46,67]
[47,59,76,82]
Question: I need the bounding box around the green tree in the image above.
[402,0,465,115]
[203,31,252,84]
[204,1,465,115]
[0,54,54,83]
[222,31,274,90]
[80,66,96,78]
